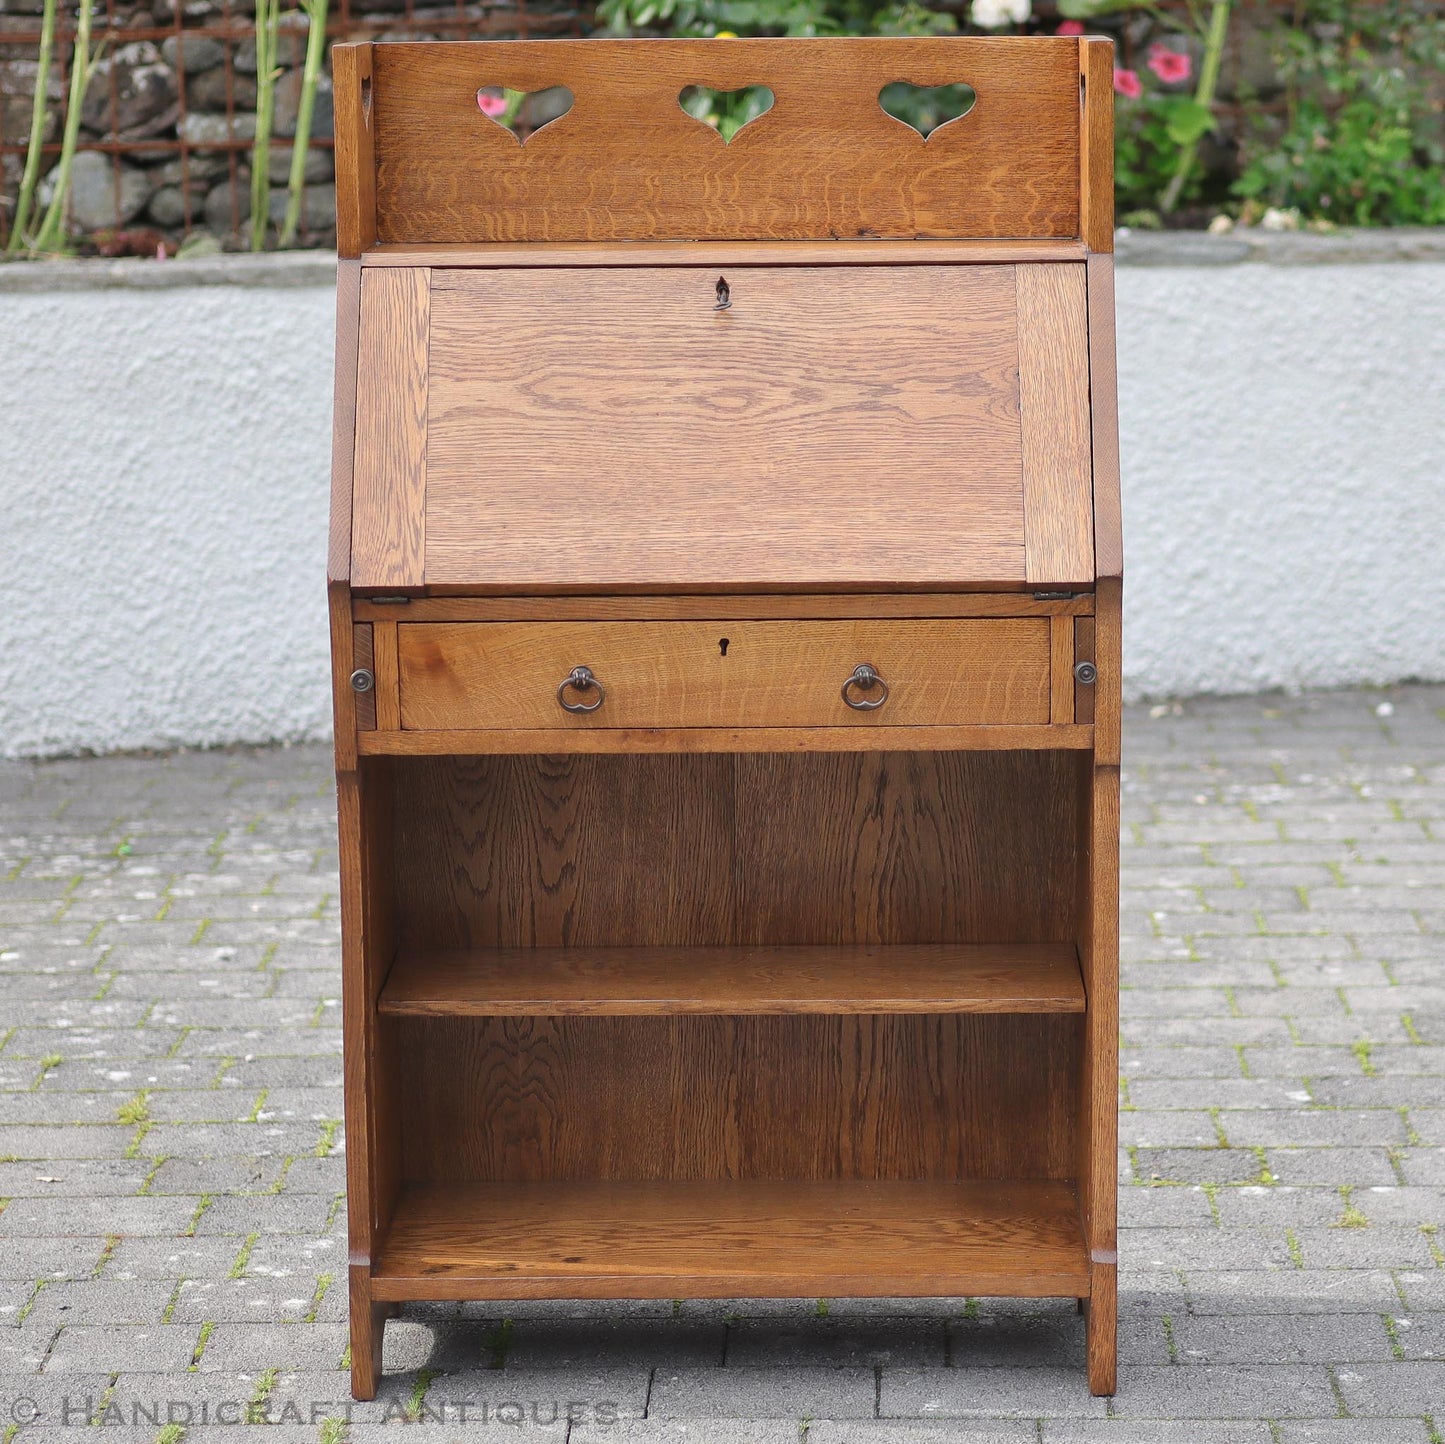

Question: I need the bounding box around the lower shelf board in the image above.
[378,943,1086,1016]
[370,1178,1088,1301]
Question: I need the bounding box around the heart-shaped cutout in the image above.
[878,82,976,140]
[679,85,774,143]
[476,85,573,143]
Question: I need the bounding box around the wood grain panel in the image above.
[352,267,429,590]
[365,38,1082,243]
[389,754,736,952]
[398,620,1051,730]
[333,43,376,257]
[1050,614,1074,726]
[1093,576,1122,767]
[392,1014,1079,1183]
[1077,761,1119,1257]
[1073,615,1096,726]
[1087,1258,1118,1394]
[379,942,1085,1016]
[338,764,400,1268]
[329,260,362,585]
[386,750,1079,953]
[1087,254,1123,581]
[372,621,400,733]
[1017,264,1094,588]
[351,623,376,732]
[365,239,1089,268]
[328,261,364,775]
[424,265,1026,593]
[372,1178,1088,1298]
[359,724,1095,756]
[735,750,1078,946]
[1078,37,1115,255]
[356,594,1094,623]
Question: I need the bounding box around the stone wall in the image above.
[0,0,585,250]
[0,230,1442,757]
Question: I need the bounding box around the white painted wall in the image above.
[0,260,335,758]
[1,242,1442,757]
[1117,258,1445,702]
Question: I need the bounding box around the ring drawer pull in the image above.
[842,663,889,711]
[558,665,606,713]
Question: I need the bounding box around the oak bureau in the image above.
[327,34,1122,1399]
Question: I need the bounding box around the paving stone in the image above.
[417,1367,650,1423]
[19,1280,176,1330]
[191,1320,347,1372]
[1107,1363,1339,1417]
[572,1424,804,1444]
[1169,1311,1396,1363]
[726,1317,943,1368]
[502,1319,727,1370]
[810,1427,1036,1444]
[0,1195,198,1237]
[101,1235,249,1281]
[1043,1426,1274,1443]
[1183,1269,1404,1314]
[1274,1423,1431,1444]
[1334,1360,1445,1414]
[651,1366,877,1419]
[0,1234,112,1282]
[1264,1147,1403,1187]
[881,1367,1108,1418]
[42,1323,200,1372]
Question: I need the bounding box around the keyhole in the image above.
[714,276,731,311]
[719,637,729,656]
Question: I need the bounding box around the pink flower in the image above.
[476,89,508,118]
[1056,20,1085,35]
[1147,45,1192,85]
[1113,67,1142,100]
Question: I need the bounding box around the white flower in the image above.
[971,0,1030,27]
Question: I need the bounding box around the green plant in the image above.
[1063,0,1231,215]
[28,0,102,255]
[6,0,58,253]
[680,81,777,140]
[250,0,281,251]
[596,0,957,40]
[278,0,329,247]
[1234,0,1445,225]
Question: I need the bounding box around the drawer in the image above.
[397,620,1052,730]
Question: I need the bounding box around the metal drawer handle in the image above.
[557,665,605,714]
[842,663,889,711]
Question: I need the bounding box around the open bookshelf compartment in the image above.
[344,741,1114,1391]
[378,942,1086,1016]
[380,750,1083,954]
[371,1178,1090,1300]
[382,1009,1082,1191]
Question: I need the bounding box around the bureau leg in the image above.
[349,1268,387,1401]
[1085,1261,1117,1396]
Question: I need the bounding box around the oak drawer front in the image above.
[397,620,1052,730]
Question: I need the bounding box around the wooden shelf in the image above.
[371,1178,1089,1301]
[378,943,1085,1017]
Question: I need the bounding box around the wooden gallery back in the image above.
[327,35,1122,1400]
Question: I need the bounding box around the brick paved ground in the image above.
[1,685,1443,1443]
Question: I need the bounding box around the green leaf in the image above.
[1163,98,1215,146]
[1058,0,1155,18]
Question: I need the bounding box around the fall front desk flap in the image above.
[349,259,1098,596]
